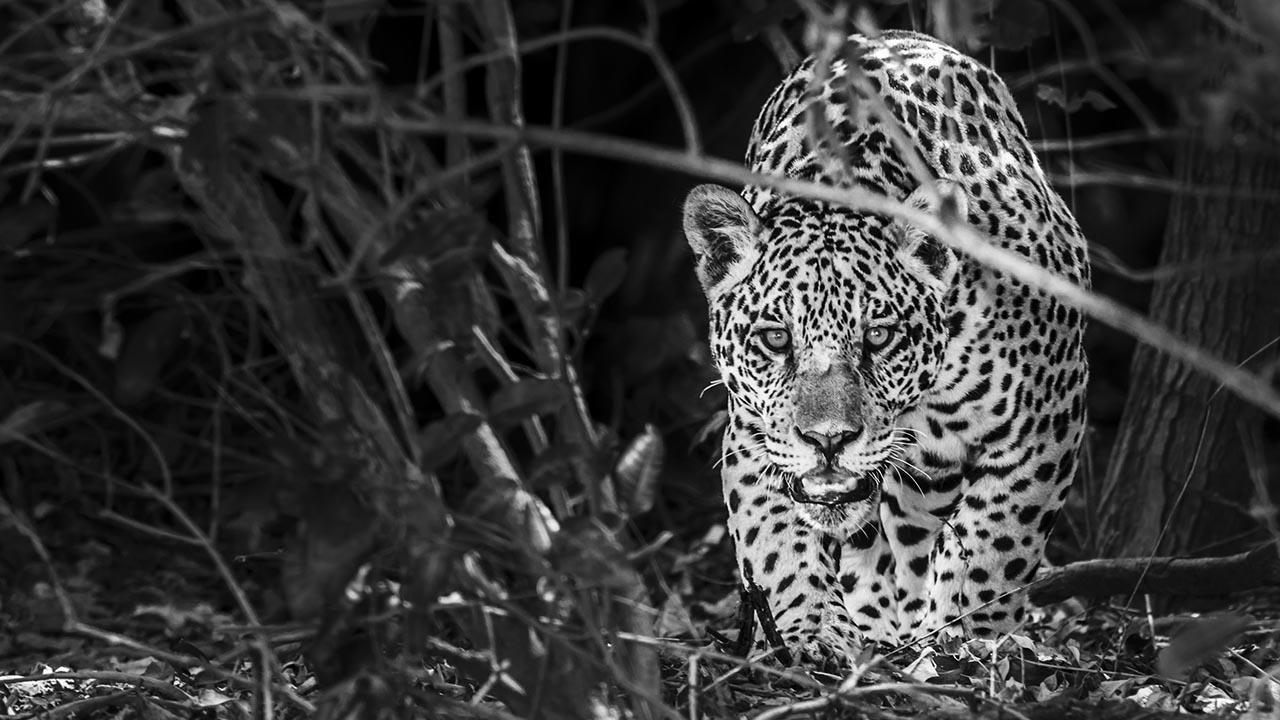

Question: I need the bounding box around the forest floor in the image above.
[2,522,1277,719]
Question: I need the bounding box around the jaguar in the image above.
[682,29,1089,660]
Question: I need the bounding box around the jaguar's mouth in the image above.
[786,466,879,506]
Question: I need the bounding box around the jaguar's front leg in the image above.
[725,470,860,664]
[921,430,1082,639]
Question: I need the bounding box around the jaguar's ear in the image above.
[683,184,763,298]
[893,180,968,290]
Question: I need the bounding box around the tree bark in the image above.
[1097,2,1280,558]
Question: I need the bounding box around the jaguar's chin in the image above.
[795,490,881,537]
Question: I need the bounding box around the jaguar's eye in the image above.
[864,325,896,351]
[759,328,792,353]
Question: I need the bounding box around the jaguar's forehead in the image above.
[732,202,912,322]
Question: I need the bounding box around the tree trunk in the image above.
[1098,2,1280,558]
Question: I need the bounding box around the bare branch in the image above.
[471,0,610,515]
[1029,545,1280,605]
[343,114,1280,420]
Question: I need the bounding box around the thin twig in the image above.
[438,0,470,183]
[1042,0,1159,133]
[612,632,825,692]
[752,682,975,720]
[139,485,261,626]
[551,0,574,297]
[1092,245,1280,283]
[418,26,701,154]
[1180,0,1266,45]
[1047,168,1280,197]
[472,325,551,456]
[301,195,420,463]
[20,692,136,720]
[0,498,79,625]
[1031,127,1185,152]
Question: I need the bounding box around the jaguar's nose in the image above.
[795,426,862,463]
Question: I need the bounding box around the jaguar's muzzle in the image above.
[786,469,876,506]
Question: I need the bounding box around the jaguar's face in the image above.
[685,187,960,533]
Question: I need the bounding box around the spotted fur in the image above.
[683,30,1089,660]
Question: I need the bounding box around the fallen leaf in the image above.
[1156,613,1254,679]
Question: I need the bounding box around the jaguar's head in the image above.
[683,182,964,535]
